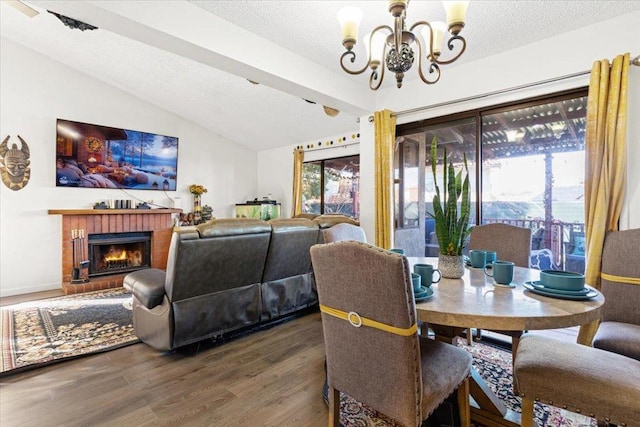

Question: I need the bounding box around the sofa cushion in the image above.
[165,225,271,302]
[123,268,167,309]
[263,218,319,281]
[197,218,271,237]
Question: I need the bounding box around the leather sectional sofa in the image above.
[123,215,358,350]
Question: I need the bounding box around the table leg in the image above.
[577,319,600,346]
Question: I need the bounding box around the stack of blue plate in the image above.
[414,286,434,302]
[523,270,597,300]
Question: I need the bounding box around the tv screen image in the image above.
[55,119,178,191]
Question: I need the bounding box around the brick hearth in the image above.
[49,209,180,294]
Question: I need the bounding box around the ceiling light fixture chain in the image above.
[338,0,469,90]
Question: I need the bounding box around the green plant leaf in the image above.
[430,137,472,255]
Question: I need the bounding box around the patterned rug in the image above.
[339,340,597,427]
[0,288,139,376]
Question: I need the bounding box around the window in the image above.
[396,89,588,272]
[302,155,359,218]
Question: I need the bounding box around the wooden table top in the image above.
[409,257,604,332]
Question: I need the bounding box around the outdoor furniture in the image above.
[514,334,640,427]
[311,242,472,427]
[564,227,586,274]
[409,256,604,426]
[592,228,640,360]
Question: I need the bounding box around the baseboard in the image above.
[0,282,61,298]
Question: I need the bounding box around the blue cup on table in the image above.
[389,248,405,255]
[414,263,441,288]
[485,251,497,265]
[411,273,422,292]
[485,260,514,285]
[469,250,487,268]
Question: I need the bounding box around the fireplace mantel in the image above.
[49,208,181,294]
[49,208,182,215]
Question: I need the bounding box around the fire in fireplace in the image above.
[88,232,151,277]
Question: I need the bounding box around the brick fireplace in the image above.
[49,209,180,294]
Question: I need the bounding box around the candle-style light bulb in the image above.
[442,1,469,35]
[337,6,363,51]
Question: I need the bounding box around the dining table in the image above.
[408,257,605,427]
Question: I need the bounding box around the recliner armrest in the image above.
[123,268,167,309]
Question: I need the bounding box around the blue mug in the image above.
[469,250,487,268]
[485,260,514,285]
[414,263,441,288]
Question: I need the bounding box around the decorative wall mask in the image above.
[0,135,31,191]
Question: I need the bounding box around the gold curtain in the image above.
[584,52,629,291]
[374,109,397,249]
[291,148,305,217]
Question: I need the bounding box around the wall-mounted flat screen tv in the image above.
[55,118,178,190]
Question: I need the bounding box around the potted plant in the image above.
[429,136,472,278]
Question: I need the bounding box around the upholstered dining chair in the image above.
[466,223,532,344]
[321,222,367,243]
[514,334,640,427]
[468,223,532,268]
[310,241,472,427]
[592,228,640,360]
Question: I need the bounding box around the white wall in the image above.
[0,38,258,296]
[259,12,640,242]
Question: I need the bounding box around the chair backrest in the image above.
[600,228,640,324]
[469,223,532,268]
[165,218,271,301]
[321,223,367,243]
[310,242,422,427]
[312,214,359,229]
[262,218,319,281]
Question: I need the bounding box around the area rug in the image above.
[339,340,597,427]
[1,288,139,376]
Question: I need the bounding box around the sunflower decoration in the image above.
[189,184,207,195]
[85,137,103,153]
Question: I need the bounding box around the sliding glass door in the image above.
[395,89,588,272]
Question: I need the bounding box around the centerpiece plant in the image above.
[189,184,207,225]
[429,136,471,278]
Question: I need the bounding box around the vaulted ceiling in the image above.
[2,1,639,151]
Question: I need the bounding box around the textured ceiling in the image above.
[2,1,639,151]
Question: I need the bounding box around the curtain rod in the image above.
[295,141,359,153]
[391,54,639,119]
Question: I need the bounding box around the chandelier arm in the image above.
[409,21,437,62]
[340,51,369,75]
[431,35,467,65]
[414,37,441,85]
[369,41,388,90]
[340,25,393,76]
[369,61,385,91]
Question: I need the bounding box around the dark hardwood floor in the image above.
[0,290,578,426]
[1,306,328,427]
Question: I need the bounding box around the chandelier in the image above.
[338,0,469,90]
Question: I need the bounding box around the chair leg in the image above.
[457,377,471,427]
[520,396,535,427]
[328,387,340,427]
[466,328,473,345]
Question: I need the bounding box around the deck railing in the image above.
[482,219,585,272]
